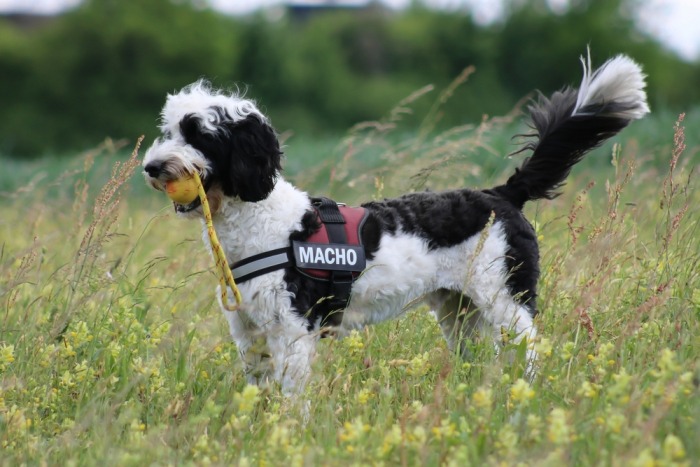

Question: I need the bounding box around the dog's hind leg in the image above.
[428,289,486,359]
[447,223,538,373]
[468,287,538,375]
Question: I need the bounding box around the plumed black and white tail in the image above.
[496,51,650,209]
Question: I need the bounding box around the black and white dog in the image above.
[143,53,648,394]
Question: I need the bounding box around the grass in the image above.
[0,99,699,465]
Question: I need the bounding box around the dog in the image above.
[143,52,648,394]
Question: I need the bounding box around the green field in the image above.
[1,109,698,465]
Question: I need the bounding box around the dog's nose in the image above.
[144,161,163,178]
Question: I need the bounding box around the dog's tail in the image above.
[493,51,649,209]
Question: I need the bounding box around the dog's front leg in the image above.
[221,308,274,386]
[266,328,317,395]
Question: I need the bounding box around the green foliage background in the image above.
[1,0,699,157]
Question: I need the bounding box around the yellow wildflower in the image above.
[234,385,260,414]
[432,418,457,441]
[267,421,304,466]
[106,341,122,359]
[130,419,146,432]
[38,344,57,368]
[131,357,160,377]
[630,448,655,467]
[356,387,374,405]
[409,400,424,419]
[663,434,686,461]
[526,414,543,442]
[68,321,94,348]
[561,341,576,361]
[378,424,403,457]
[59,342,76,359]
[5,405,31,436]
[546,408,570,445]
[533,220,545,241]
[495,424,518,457]
[126,418,146,443]
[0,344,15,371]
[590,341,616,377]
[408,425,427,447]
[534,337,552,358]
[268,423,290,449]
[608,369,631,404]
[59,370,75,389]
[679,371,694,395]
[605,411,626,434]
[344,330,365,357]
[147,322,170,347]
[407,352,431,377]
[472,387,493,410]
[656,348,681,376]
[339,416,370,449]
[447,446,470,467]
[192,432,221,464]
[73,360,94,383]
[577,381,599,399]
[509,378,535,407]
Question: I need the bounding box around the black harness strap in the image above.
[313,198,353,325]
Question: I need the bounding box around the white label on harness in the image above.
[292,241,366,272]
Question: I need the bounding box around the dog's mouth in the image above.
[170,173,213,214]
[144,174,205,214]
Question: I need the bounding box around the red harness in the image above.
[229,198,368,329]
[230,198,369,318]
[298,204,368,280]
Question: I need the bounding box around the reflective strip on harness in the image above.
[231,247,292,283]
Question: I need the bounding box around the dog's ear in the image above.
[222,114,282,202]
[180,110,282,202]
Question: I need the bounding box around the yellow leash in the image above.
[193,171,243,311]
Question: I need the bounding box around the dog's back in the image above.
[351,52,649,314]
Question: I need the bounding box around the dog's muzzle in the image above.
[143,160,205,213]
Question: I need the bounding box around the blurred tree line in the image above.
[0,0,698,157]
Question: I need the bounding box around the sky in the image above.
[1,0,698,61]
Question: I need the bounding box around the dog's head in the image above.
[143,80,282,216]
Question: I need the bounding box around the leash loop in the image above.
[194,171,243,311]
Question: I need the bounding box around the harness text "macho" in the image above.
[292,241,366,272]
